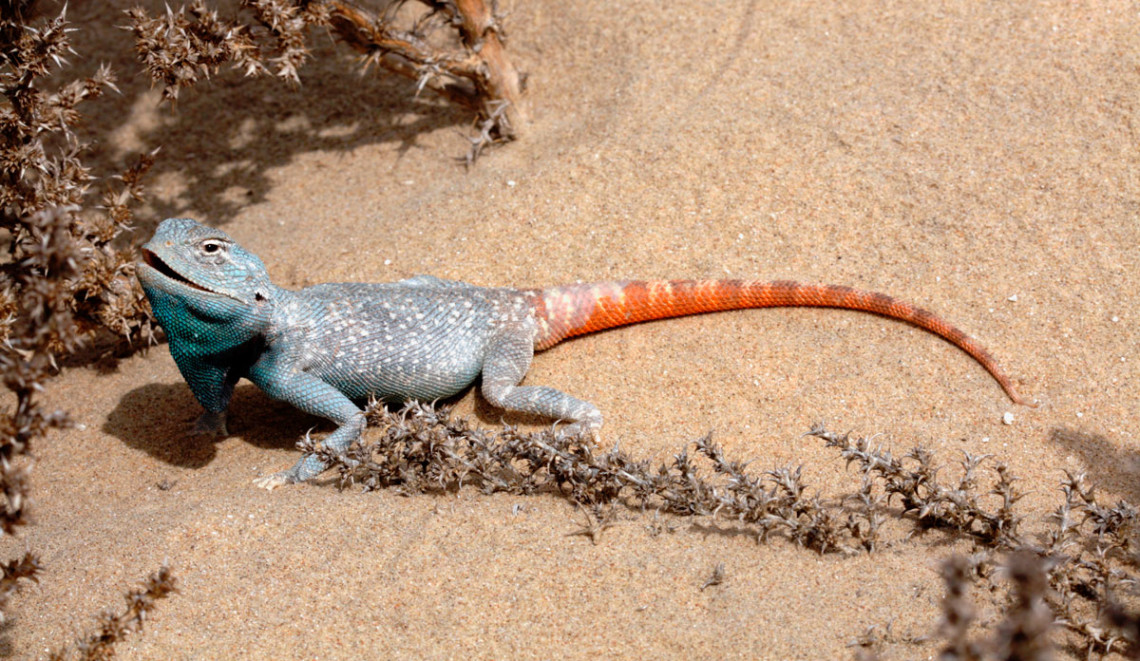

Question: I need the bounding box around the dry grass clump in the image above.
[126,0,526,162]
[310,402,1140,658]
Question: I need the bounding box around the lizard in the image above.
[136,217,1032,490]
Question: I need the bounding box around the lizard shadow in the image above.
[105,376,587,474]
[103,382,323,469]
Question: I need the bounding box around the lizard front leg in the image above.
[481,330,604,436]
[247,365,366,490]
[168,342,245,437]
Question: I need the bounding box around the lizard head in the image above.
[137,217,274,307]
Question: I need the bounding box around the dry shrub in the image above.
[126,0,526,163]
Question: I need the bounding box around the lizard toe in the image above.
[558,420,602,444]
[253,471,296,490]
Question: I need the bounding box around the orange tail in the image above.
[528,279,1031,406]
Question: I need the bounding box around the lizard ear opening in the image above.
[255,291,268,302]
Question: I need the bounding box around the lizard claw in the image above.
[253,471,296,491]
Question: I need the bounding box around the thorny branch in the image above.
[306,403,1140,658]
[50,565,178,661]
[126,0,526,162]
[0,4,168,649]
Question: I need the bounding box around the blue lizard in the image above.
[136,218,1029,489]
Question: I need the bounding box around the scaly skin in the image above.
[137,218,1031,489]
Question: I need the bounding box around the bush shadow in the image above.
[1047,426,1140,502]
[64,0,471,235]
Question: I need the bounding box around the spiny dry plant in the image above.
[126,0,526,163]
[938,554,983,661]
[815,428,1140,658]
[313,402,1140,659]
[313,400,880,554]
[934,553,1056,661]
[48,565,177,661]
[812,426,1026,549]
[0,1,171,652]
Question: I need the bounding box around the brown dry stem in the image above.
[128,0,526,159]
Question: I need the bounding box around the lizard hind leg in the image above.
[480,330,603,438]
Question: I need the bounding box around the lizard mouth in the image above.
[141,249,213,293]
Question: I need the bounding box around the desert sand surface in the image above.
[4,0,1139,658]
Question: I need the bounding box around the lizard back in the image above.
[267,280,534,402]
[528,279,1030,406]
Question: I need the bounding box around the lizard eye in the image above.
[201,240,224,254]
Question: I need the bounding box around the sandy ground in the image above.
[3,0,1139,658]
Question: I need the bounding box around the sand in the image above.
[4,0,1139,658]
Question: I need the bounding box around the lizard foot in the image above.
[253,471,297,491]
[559,421,602,444]
[191,410,228,436]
